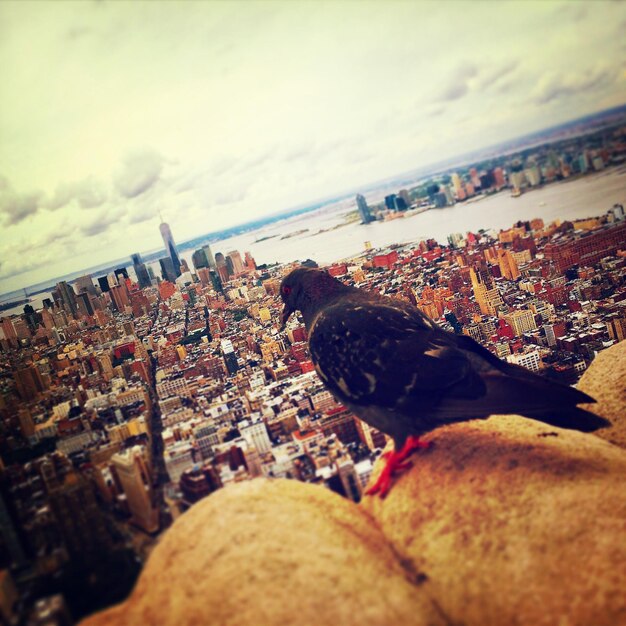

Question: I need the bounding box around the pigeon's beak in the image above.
[280,303,294,329]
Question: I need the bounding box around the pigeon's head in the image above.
[280,267,342,328]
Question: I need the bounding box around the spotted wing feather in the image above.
[308,301,486,415]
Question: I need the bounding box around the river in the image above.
[191,167,626,267]
[3,168,625,316]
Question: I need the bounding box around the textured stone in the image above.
[81,343,626,626]
[578,338,626,449]
[81,479,443,626]
[362,414,626,626]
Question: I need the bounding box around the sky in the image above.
[0,0,625,295]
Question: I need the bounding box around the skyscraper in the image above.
[191,248,209,271]
[131,253,151,289]
[111,447,159,534]
[159,257,178,283]
[497,249,521,281]
[225,256,235,277]
[221,339,239,375]
[451,172,463,197]
[202,244,216,269]
[384,194,398,211]
[226,250,244,275]
[159,217,182,278]
[55,281,78,317]
[75,292,94,317]
[14,364,47,405]
[97,276,111,293]
[75,274,97,296]
[110,283,130,313]
[0,317,18,349]
[42,456,114,566]
[470,267,503,316]
[356,194,373,224]
[244,251,256,270]
[210,269,224,294]
[215,252,230,283]
[115,267,129,283]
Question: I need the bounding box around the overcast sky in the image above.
[0,0,625,294]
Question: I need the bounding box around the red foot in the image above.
[365,435,430,498]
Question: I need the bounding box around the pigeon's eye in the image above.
[282,285,292,297]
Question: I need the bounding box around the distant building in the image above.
[524,164,542,187]
[14,364,47,401]
[244,251,256,270]
[240,418,272,454]
[507,350,541,372]
[210,269,224,294]
[221,339,239,375]
[159,218,182,278]
[543,222,626,273]
[504,308,537,337]
[497,249,521,281]
[75,274,97,296]
[493,167,506,188]
[227,250,244,275]
[607,204,624,223]
[55,281,78,317]
[451,172,463,197]
[192,248,209,271]
[159,256,178,283]
[131,253,151,289]
[398,189,411,207]
[114,267,129,283]
[356,194,374,224]
[215,253,230,283]
[384,194,398,211]
[97,276,111,293]
[433,192,448,208]
[470,267,503,316]
[42,457,114,566]
[194,424,219,460]
[203,244,216,268]
[76,292,94,317]
[111,447,159,534]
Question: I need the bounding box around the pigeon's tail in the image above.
[439,372,610,433]
[524,406,611,433]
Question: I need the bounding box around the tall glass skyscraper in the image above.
[159,218,182,278]
[356,194,374,224]
[131,253,152,288]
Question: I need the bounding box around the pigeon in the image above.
[279,266,609,497]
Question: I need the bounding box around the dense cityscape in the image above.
[0,111,625,624]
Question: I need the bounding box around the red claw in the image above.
[365,435,431,498]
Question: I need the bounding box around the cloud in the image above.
[556,2,588,23]
[434,60,519,104]
[65,25,93,41]
[533,67,615,105]
[47,176,108,210]
[478,60,519,91]
[36,227,75,248]
[128,206,156,225]
[436,64,478,102]
[427,106,446,118]
[80,210,121,237]
[0,177,42,225]
[114,149,164,198]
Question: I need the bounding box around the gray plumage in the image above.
[279,267,609,450]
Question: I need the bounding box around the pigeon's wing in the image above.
[308,300,486,414]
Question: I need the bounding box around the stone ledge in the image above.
[81,479,443,626]
[81,341,626,626]
[578,338,626,449]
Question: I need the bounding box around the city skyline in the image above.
[1,1,625,293]
[2,196,624,622]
